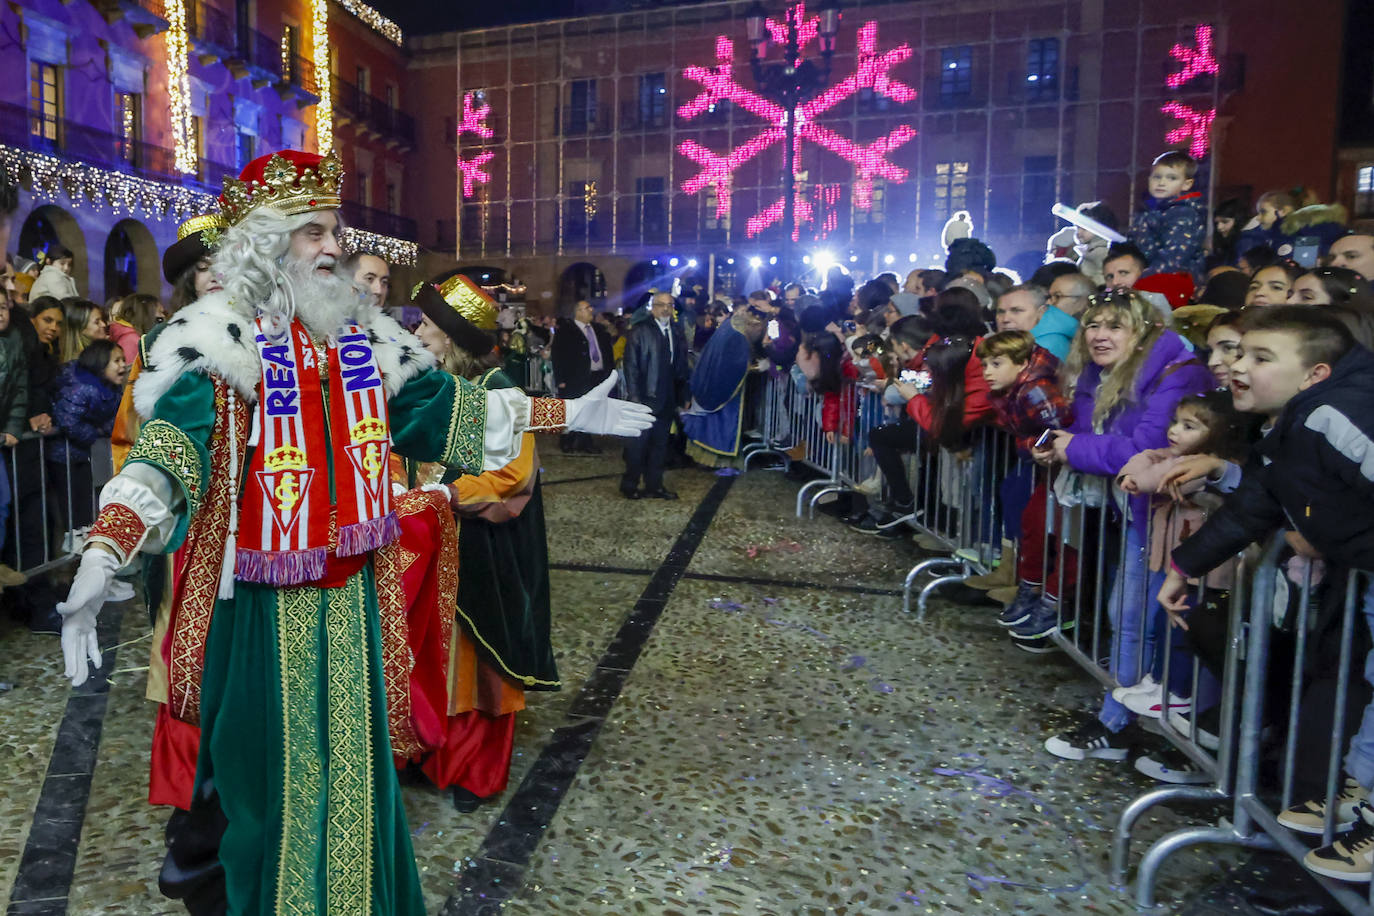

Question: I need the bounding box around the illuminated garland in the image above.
[163,0,196,173]
[341,226,417,266]
[312,0,333,154]
[333,0,403,46]
[0,144,214,220]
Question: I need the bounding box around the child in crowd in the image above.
[1211,198,1248,265]
[1129,151,1207,281]
[1204,311,1244,387]
[50,339,126,534]
[108,293,164,365]
[795,330,854,446]
[971,330,1072,595]
[1236,190,1297,257]
[1157,306,1374,881]
[28,246,78,301]
[1114,391,1249,783]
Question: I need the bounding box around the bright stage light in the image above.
[749,256,763,268]
[883,254,895,265]
[687,258,698,268]
[768,256,777,265]
[669,257,680,267]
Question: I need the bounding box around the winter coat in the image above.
[1173,345,1374,576]
[1076,234,1111,286]
[1129,192,1207,279]
[1235,220,1289,261]
[108,320,141,367]
[50,362,121,464]
[0,329,28,441]
[987,345,1072,455]
[550,318,613,398]
[1029,304,1078,361]
[11,306,59,421]
[1062,329,1213,478]
[1279,203,1350,259]
[905,335,995,435]
[28,265,77,301]
[622,316,690,415]
[1117,449,1234,588]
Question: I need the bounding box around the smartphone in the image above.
[842,320,857,333]
[1291,236,1320,269]
[1033,429,1056,450]
[767,319,780,339]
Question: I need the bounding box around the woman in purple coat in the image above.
[1024,290,1214,760]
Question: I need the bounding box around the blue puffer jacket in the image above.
[1029,304,1078,361]
[1129,191,1207,279]
[50,362,121,464]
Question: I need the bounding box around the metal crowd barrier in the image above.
[3,433,109,577]
[741,370,792,469]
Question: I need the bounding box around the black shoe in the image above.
[1044,716,1133,761]
[452,786,485,813]
[620,487,642,500]
[28,606,62,636]
[642,488,679,500]
[849,505,915,534]
[1134,747,1211,785]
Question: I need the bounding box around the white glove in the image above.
[56,546,120,687]
[564,371,656,438]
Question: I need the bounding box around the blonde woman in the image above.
[56,298,108,364]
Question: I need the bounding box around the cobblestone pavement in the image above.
[0,441,1327,915]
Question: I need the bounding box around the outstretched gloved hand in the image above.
[564,372,655,438]
[55,546,119,686]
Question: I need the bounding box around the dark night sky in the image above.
[370,0,711,35]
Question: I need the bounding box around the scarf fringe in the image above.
[336,512,400,557]
[234,546,328,586]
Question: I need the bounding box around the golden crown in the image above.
[219,151,344,226]
[264,444,309,472]
[350,417,389,444]
[437,274,498,330]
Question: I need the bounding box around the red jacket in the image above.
[986,345,1073,455]
[905,334,995,434]
[820,359,859,437]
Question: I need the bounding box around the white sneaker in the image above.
[1109,674,1159,704]
[1121,687,1192,719]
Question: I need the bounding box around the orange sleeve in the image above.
[453,432,538,508]
[110,356,144,472]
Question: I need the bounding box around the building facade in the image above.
[408,0,1346,310]
[1,0,416,306]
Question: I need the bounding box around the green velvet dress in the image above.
[129,365,492,915]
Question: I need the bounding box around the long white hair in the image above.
[211,208,368,336]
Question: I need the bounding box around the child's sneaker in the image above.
[1044,716,1131,761]
[1121,688,1193,719]
[1010,594,1072,641]
[1134,748,1211,785]
[1166,707,1222,751]
[1305,800,1374,882]
[1109,673,1159,703]
[1279,777,1369,835]
[997,582,1041,628]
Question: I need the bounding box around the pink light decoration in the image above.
[457,91,496,198]
[460,93,495,139]
[813,183,842,239]
[1161,101,1216,159]
[678,4,917,235]
[1165,25,1218,89]
[765,2,819,56]
[746,194,814,240]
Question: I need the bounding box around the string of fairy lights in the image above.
[0,144,214,221]
[334,0,403,46]
[340,226,418,265]
[163,0,196,174]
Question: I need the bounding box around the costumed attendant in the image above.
[54,149,652,916]
[408,273,560,811]
[681,306,766,467]
[109,213,226,811]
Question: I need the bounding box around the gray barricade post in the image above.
[741,371,790,470]
[5,432,111,578]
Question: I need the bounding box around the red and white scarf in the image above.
[235,318,397,586]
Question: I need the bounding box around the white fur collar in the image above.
[133,291,436,419]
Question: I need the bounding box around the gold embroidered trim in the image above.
[374,516,420,758]
[441,377,488,473]
[85,503,147,564]
[127,418,204,515]
[325,576,374,913]
[527,396,566,433]
[275,585,324,916]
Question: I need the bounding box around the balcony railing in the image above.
[332,78,415,146]
[340,200,416,242]
[186,0,238,53]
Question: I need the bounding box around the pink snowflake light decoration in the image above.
[1165,25,1219,89]
[765,2,819,58]
[1161,101,1216,159]
[457,92,495,198]
[677,5,917,239]
[1160,24,1220,158]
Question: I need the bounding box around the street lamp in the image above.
[744,0,841,283]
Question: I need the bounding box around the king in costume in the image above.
[55,149,651,915]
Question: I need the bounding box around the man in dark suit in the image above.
[620,291,690,499]
[551,298,614,454]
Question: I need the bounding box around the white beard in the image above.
[266,256,371,338]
